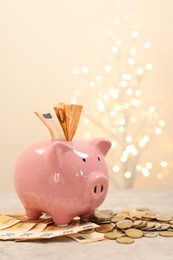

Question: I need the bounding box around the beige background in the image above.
[0,0,172,190]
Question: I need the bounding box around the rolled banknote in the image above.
[54,103,83,141]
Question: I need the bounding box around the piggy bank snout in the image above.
[86,173,108,199]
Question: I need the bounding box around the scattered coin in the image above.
[104,230,125,240]
[91,207,173,245]
[116,236,134,244]
[137,207,150,212]
[79,228,95,234]
[125,228,143,238]
[159,231,173,237]
[111,215,126,223]
[116,220,133,230]
[143,232,158,238]
[95,223,114,233]
[156,215,172,222]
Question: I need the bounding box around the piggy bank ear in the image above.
[90,138,112,157]
[43,142,72,169]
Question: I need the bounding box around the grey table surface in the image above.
[1,189,173,260]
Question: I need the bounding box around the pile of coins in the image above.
[88,207,173,244]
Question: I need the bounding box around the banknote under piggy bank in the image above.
[14,138,111,225]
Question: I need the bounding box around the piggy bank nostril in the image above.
[94,186,97,193]
[101,185,104,192]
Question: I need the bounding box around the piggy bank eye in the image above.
[82,158,86,162]
[97,157,101,161]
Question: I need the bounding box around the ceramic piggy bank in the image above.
[14,138,111,225]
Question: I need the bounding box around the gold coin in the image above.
[142,214,156,220]
[94,212,111,221]
[137,221,147,228]
[169,220,173,225]
[129,212,142,220]
[104,231,125,240]
[142,222,156,230]
[159,231,173,237]
[143,232,158,238]
[125,228,143,238]
[116,236,134,244]
[97,209,113,216]
[111,215,126,223]
[79,228,95,234]
[122,208,136,213]
[133,220,143,228]
[159,223,170,230]
[95,223,114,233]
[156,215,172,222]
[116,220,133,230]
[137,207,150,212]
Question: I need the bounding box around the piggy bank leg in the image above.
[51,212,74,226]
[25,207,42,219]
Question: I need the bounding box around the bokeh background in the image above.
[0,0,172,190]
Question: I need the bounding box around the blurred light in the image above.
[111,141,117,148]
[135,90,141,96]
[113,165,120,173]
[124,171,132,179]
[89,81,96,88]
[72,68,79,75]
[148,106,155,113]
[146,63,153,71]
[105,65,112,72]
[131,30,139,38]
[144,41,151,49]
[103,94,109,100]
[155,128,162,135]
[112,46,119,54]
[126,136,132,143]
[120,80,127,87]
[161,161,168,168]
[71,96,77,104]
[96,75,102,82]
[130,48,137,56]
[116,39,122,47]
[119,118,126,125]
[142,168,150,177]
[106,29,112,36]
[146,162,153,169]
[136,164,142,171]
[81,66,89,74]
[137,68,144,76]
[156,172,164,180]
[109,88,119,99]
[127,88,133,95]
[128,58,135,65]
[159,120,166,127]
[118,126,125,133]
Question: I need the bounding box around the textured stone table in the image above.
[1,189,173,260]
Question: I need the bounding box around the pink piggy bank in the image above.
[14,138,111,225]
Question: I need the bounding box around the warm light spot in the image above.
[81,66,89,74]
[161,161,168,168]
[124,171,132,179]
